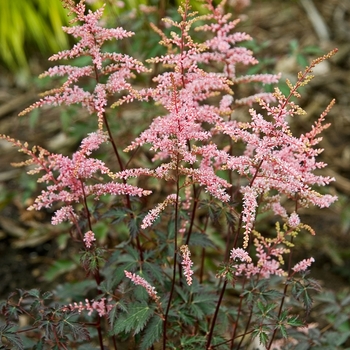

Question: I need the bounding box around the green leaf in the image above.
[191,293,215,317]
[140,315,163,350]
[42,291,53,300]
[178,309,196,326]
[188,232,216,248]
[279,324,288,339]
[106,208,130,224]
[287,315,304,327]
[108,300,129,329]
[57,313,90,341]
[0,324,23,350]
[301,289,313,315]
[128,216,140,238]
[324,330,350,346]
[252,326,269,348]
[31,338,45,350]
[143,261,164,283]
[174,285,189,303]
[179,334,206,348]
[113,301,154,335]
[27,289,40,298]
[43,259,78,282]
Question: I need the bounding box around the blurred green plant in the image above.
[289,38,324,68]
[0,0,214,74]
[0,0,70,72]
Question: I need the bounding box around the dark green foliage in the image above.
[0,323,23,350]
[139,315,163,350]
[112,301,155,335]
[288,272,322,316]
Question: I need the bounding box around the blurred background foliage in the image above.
[0,0,207,78]
[0,0,69,72]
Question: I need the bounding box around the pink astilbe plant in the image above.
[0,0,340,349]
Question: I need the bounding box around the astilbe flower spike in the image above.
[19,0,149,131]
[232,227,290,278]
[180,245,194,285]
[196,0,280,107]
[83,230,96,248]
[2,132,151,226]
[122,0,235,204]
[124,271,160,303]
[221,51,338,246]
[63,297,113,317]
[292,257,315,273]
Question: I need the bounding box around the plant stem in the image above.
[206,279,228,349]
[162,157,181,349]
[267,235,295,350]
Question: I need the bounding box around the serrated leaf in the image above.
[252,326,269,347]
[0,324,23,350]
[124,245,141,261]
[178,309,196,326]
[188,232,216,248]
[301,290,313,315]
[140,315,163,350]
[287,315,304,327]
[42,291,53,300]
[128,217,140,238]
[179,334,206,348]
[57,314,90,341]
[31,338,45,350]
[104,208,130,223]
[279,324,288,339]
[175,285,189,303]
[143,262,164,284]
[27,289,40,298]
[113,302,154,335]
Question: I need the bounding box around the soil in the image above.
[0,0,349,299]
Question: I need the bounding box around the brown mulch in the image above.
[0,0,349,297]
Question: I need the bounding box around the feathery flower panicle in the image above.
[234,230,290,278]
[63,297,112,317]
[83,230,96,248]
[16,131,151,224]
[222,53,337,242]
[124,271,160,303]
[123,0,236,204]
[230,248,252,263]
[292,257,315,273]
[288,212,300,228]
[141,194,178,229]
[180,245,194,286]
[196,0,280,107]
[19,0,148,131]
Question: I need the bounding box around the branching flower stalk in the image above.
[206,49,338,349]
